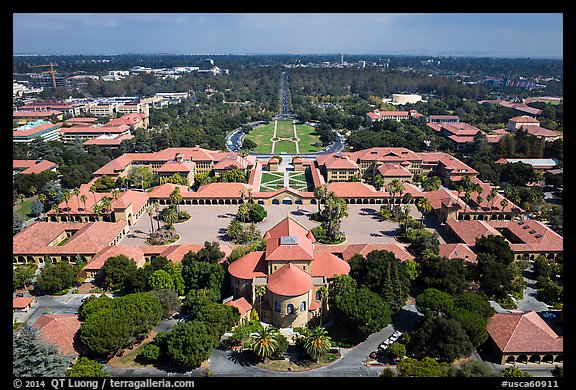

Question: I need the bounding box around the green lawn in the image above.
[243,123,276,153]
[295,124,322,153]
[243,120,323,154]
[14,197,35,220]
[260,171,285,192]
[275,120,296,139]
[273,141,297,154]
[287,171,312,191]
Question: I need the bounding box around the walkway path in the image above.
[270,120,278,154]
[293,123,300,154]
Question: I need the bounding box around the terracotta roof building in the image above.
[33,314,82,356]
[224,297,253,324]
[13,297,36,312]
[13,159,58,175]
[487,311,563,365]
[13,221,129,266]
[13,121,61,143]
[228,216,350,328]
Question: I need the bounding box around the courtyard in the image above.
[118,203,446,249]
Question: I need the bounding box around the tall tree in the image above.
[304,326,332,362]
[416,197,433,229]
[13,324,73,377]
[250,325,279,361]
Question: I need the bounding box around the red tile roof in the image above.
[509,116,540,124]
[487,311,562,353]
[349,147,422,162]
[444,219,502,246]
[489,219,563,253]
[157,161,196,173]
[13,159,57,174]
[264,217,316,243]
[34,314,81,356]
[319,153,359,170]
[13,110,62,117]
[13,122,60,137]
[311,252,350,278]
[425,189,465,211]
[267,263,313,296]
[227,251,267,280]
[326,182,380,198]
[148,183,189,198]
[13,221,127,255]
[193,183,253,198]
[83,245,145,271]
[83,134,134,146]
[377,163,412,177]
[438,243,477,264]
[224,297,253,317]
[520,125,561,138]
[60,124,130,134]
[13,297,35,309]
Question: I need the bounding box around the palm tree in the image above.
[490,187,498,210]
[73,188,81,212]
[476,195,484,211]
[146,203,156,234]
[247,188,253,203]
[152,201,161,231]
[403,192,413,205]
[38,193,47,221]
[61,189,71,222]
[163,206,178,229]
[51,203,60,222]
[486,193,493,211]
[416,197,432,229]
[80,194,87,219]
[237,203,250,225]
[92,203,103,221]
[111,188,122,201]
[304,326,332,362]
[313,184,326,214]
[169,187,182,214]
[89,185,97,207]
[254,285,266,318]
[29,186,37,198]
[100,196,113,221]
[500,198,509,213]
[403,203,411,232]
[250,325,279,361]
[239,189,246,204]
[317,286,329,327]
[463,190,472,213]
[386,180,399,210]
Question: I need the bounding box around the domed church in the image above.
[227,216,350,328]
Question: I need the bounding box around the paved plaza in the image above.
[118,203,445,249]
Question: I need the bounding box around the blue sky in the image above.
[13,13,563,58]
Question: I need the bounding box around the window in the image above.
[275,301,281,313]
[287,304,294,314]
[300,301,306,311]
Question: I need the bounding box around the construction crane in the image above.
[29,63,59,89]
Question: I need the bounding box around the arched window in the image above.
[275,301,281,313]
[300,301,306,311]
[287,304,294,314]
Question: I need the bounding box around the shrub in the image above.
[138,344,160,363]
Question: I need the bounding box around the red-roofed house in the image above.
[13,159,58,175]
[33,314,82,356]
[438,243,477,264]
[228,216,350,328]
[487,311,563,364]
[224,297,253,324]
[13,297,36,312]
[83,133,135,147]
[13,109,64,123]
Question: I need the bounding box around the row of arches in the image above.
[505,354,563,364]
[458,213,513,221]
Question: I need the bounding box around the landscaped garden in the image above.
[242,120,323,154]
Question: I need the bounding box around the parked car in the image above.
[16,293,24,297]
